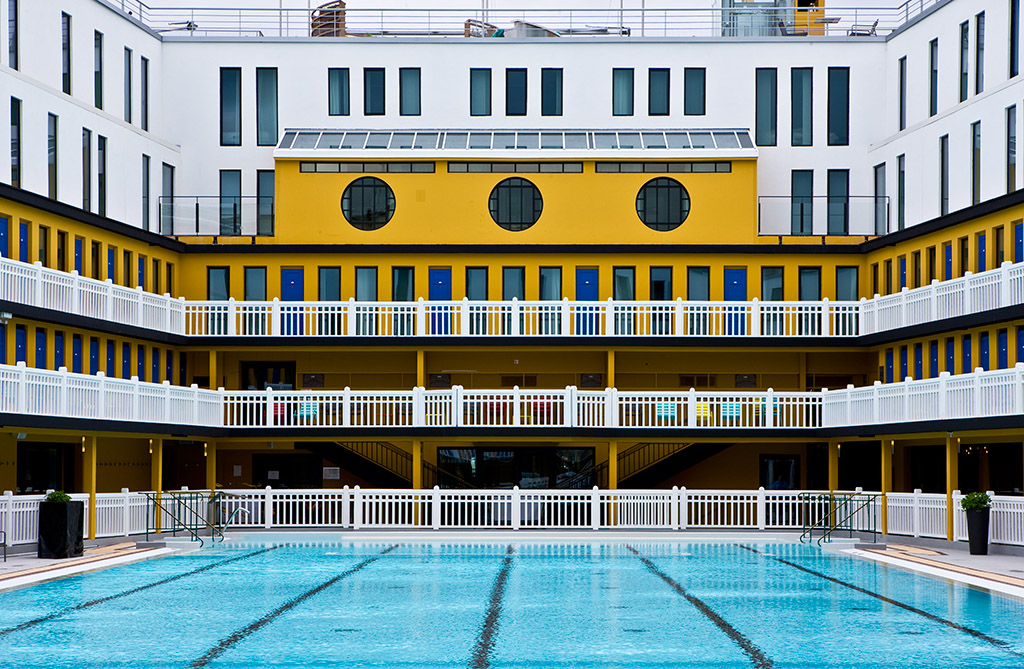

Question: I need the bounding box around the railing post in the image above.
[963,271,973,314]
[929,279,939,322]
[680,486,688,530]
[34,262,43,308]
[675,297,685,335]
[750,298,760,337]
[845,384,854,425]
[564,386,574,427]
[131,376,140,421]
[511,486,520,530]
[912,488,921,537]
[265,387,274,426]
[264,486,272,529]
[898,288,907,328]
[346,297,355,336]
[460,296,470,335]
[902,376,911,421]
[342,386,351,427]
[952,489,962,540]
[1015,363,1024,414]
[1001,261,1012,307]
[512,386,520,427]
[561,297,571,335]
[122,488,130,537]
[192,384,200,425]
[353,485,362,529]
[270,298,280,336]
[765,387,775,427]
[416,297,427,336]
[227,298,237,336]
[97,372,106,419]
[757,486,766,530]
[511,297,520,335]
[973,367,983,417]
[589,486,600,530]
[605,297,615,335]
[820,297,829,335]
[3,490,12,546]
[162,380,171,423]
[341,485,350,528]
[872,381,880,424]
[605,387,618,428]
[431,486,441,530]
[135,286,144,327]
[671,486,680,530]
[59,366,69,416]
[413,386,424,426]
[453,385,464,427]
[16,361,26,414]
[105,279,114,321]
[938,371,949,418]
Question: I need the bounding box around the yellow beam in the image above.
[606,350,615,389]
[881,440,893,534]
[416,350,426,388]
[83,436,97,540]
[608,441,618,490]
[946,434,958,541]
[828,440,839,492]
[412,440,423,489]
[205,441,217,491]
[208,350,218,389]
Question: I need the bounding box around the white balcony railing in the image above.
[3,255,1024,339]
[1,362,1023,431]
[886,490,1024,547]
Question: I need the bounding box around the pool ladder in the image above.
[144,491,237,547]
[798,492,881,545]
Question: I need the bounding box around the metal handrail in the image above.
[144,490,224,546]
[798,492,880,545]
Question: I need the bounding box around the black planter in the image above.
[966,508,990,556]
[37,501,85,559]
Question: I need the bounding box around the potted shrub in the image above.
[960,491,991,556]
[37,491,84,559]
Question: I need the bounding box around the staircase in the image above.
[304,441,475,488]
[559,442,726,489]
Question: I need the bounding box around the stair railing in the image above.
[798,491,880,545]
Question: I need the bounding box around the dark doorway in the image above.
[906,445,945,493]
[837,441,881,491]
[760,454,800,490]
[437,446,594,489]
[240,361,296,390]
[253,452,321,488]
[161,441,205,490]
[17,443,77,493]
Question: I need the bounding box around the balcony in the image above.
[1,255,1023,339]
[757,195,888,238]
[158,196,274,238]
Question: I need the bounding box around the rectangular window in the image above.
[898,56,907,131]
[328,68,350,116]
[976,12,985,94]
[92,242,101,280]
[539,267,562,300]
[683,68,706,116]
[10,97,20,188]
[502,267,525,300]
[650,267,672,300]
[56,232,67,271]
[37,226,47,265]
[220,67,241,145]
[613,267,635,300]
[940,134,950,215]
[81,129,91,212]
[612,68,633,116]
[836,267,858,301]
[929,38,938,116]
[150,257,158,291]
[123,48,132,123]
[61,13,71,94]
[761,267,784,301]
[244,267,266,301]
[257,169,275,236]
[1008,105,1018,193]
[791,68,812,146]
[466,267,488,300]
[399,67,421,116]
[469,68,491,116]
[897,154,906,230]
[884,259,893,294]
[219,169,242,236]
[996,225,1006,264]
[927,246,937,282]
[791,169,813,235]
[972,120,982,205]
[1013,0,1022,78]
[827,67,849,145]
[93,31,103,109]
[505,69,527,116]
[141,154,150,231]
[798,267,822,301]
[318,267,340,301]
[256,67,278,145]
[355,267,377,301]
[960,21,970,102]
[97,135,106,216]
[8,0,17,70]
[827,169,849,235]
[687,267,710,300]
[364,68,385,115]
[912,250,921,288]
[47,113,58,199]
[874,163,886,235]
[541,68,562,116]
[123,250,131,287]
[648,68,669,116]
[755,68,777,147]
[207,267,229,300]
[161,163,174,235]
[960,237,970,275]
[140,56,149,131]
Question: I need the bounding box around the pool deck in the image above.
[0,539,173,592]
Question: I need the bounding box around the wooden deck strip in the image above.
[866,549,1024,588]
[0,547,155,582]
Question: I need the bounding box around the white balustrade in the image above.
[6,255,1024,340]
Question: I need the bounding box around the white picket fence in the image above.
[2,254,1023,339]
[885,489,1024,546]
[0,489,148,546]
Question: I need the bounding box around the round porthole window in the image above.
[488,177,543,231]
[341,177,396,230]
[635,177,690,231]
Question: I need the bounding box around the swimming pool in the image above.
[0,537,1021,668]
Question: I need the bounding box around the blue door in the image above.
[1016,223,1023,263]
[122,343,130,378]
[107,341,115,376]
[929,341,938,378]
[0,217,8,258]
[899,258,906,289]
[19,222,28,262]
[14,327,26,364]
[998,330,1008,369]
[979,332,989,371]
[72,335,82,374]
[884,349,893,383]
[575,268,599,334]
[945,338,955,373]
[428,268,452,335]
[723,268,747,335]
[962,336,972,372]
[90,338,100,375]
[944,244,953,280]
[899,346,908,380]
[281,268,304,335]
[914,343,923,379]
[978,234,987,272]
[55,332,65,370]
[107,248,116,281]
[34,329,45,368]
[74,238,83,274]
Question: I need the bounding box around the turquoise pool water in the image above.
[0,539,1021,668]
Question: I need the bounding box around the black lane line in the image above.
[468,544,516,669]
[626,545,774,669]
[190,544,401,668]
[0,545,285,638]
[736,544,1024,660]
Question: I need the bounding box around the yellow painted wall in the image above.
[661,443,809,489]
[875,318,1024,380]
[96,439,151,492]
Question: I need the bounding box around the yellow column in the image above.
[412,440,423,489]
[208,350,219,389]
[881,440,893,535]
[83,436,97,540]
[416,350,426,388]
[608,441,618,490]
[205,441,217,490]
[946,435,958,541]
[828,440,840,492]
[150,437,163,532]
[607,350,616,389]
[5,321,17,366]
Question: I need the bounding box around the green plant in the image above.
[960,491,991,512]
[44,490,72,503]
